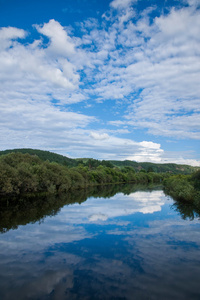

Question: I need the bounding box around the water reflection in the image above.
[64,189,165,225]
[171,200,200,221]
[0,185,200,300]
[0,184,161,233]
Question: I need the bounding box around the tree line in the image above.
[0,148,197,174]
[0,152,166,198]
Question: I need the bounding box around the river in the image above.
[0,184,200,299]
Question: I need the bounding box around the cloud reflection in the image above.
[0,190,166,252]
[59,190,165,225]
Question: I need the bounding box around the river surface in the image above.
[0,185,200,300]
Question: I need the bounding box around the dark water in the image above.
[0,185,200,300]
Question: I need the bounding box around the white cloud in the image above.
[140,141,161,150]
[126,141,164,163]
[0,97,95,151]
[110,0,136,9]
[158,150,200,167]
[35,19,75,57]
[0,26,26,50]
[170,158,200,167]
[90,132,110,140]
[0,19,85,110]
[81,134,164,162]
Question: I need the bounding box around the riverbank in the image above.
[0,152,165,198]
[163,171,200,206]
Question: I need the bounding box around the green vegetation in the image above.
[110,160,197,174]
[163,170,200,207]
[0,152,165,198]
[0,148,197,174]
[0,149,199,205]
[0,148,77,167]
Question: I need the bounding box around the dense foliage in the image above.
[0,152,165,197]
[0,149,199,204]
[163,170,200,206]
[0,148,197,174]
[0,148,77,167]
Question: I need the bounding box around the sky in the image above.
[0,0,200,166]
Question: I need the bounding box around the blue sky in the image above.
[0,0,199,165]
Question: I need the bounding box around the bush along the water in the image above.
[0,152,165,198]
[163,171,200,206]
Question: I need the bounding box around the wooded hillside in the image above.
[0,148,197,174]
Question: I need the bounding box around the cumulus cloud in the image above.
[126,141,164,163]
[35,19,75,57]
[0,19,83,108]
[82,134,164,162]
[0,3,199,165]
[0,26,26,50]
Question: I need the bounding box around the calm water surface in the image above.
[0,185,200,300]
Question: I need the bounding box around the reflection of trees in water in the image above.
[0,184,160,233]
[171,201,200,221]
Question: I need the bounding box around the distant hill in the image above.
[110,160,197,175]
[0,148,198,174]
[0,148,78,167]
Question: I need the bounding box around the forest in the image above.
[0,148,197,174]
[0,152,165,198]
[0,149,199,207]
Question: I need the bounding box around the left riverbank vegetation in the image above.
[0,149,199,205]
[0,152,165,198]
